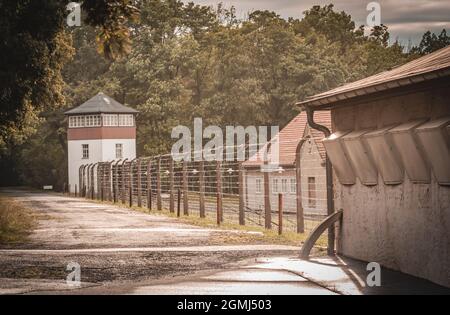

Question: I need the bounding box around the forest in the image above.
[0,0,449,189]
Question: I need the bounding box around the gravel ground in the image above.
[0,189,299,293]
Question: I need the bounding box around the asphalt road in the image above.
[0,189,335,295]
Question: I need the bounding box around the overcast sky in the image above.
[192,0,450,46]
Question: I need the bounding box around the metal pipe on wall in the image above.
[303,105,336,256]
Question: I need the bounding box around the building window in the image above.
[76,116,84,127]
[255,178,262,194]
[119,114,134,126]
[69,116,85,128]
[281,178,288,193]
[70,115,101,128]
[116,144,123,159]
[83,115,101,127]
[103,114,119,126]
[272,178,279,194]
[82,144,89,159]
[290,178,296,194]
[308,177,316,208]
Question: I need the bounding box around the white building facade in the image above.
[65,93,138,193]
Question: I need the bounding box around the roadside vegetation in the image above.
[86,196,327,250]
[0,197,35,245]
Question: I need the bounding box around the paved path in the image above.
[2,189,448,295]
[0,189,333,295]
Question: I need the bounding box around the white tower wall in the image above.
[68,139,136,193]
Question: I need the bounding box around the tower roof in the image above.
[64,92,139,115]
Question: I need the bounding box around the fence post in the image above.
[278,193,283,235]
[81,166,85,197]
[75,184,78,197]
[108,162,113,202]
[98,164,103,201]
[147,159,152,211]
[177,189,181,217]
[79,166,83,197]
[238,163,245,225]
[156,156,162,210]
[121,160,127,204]
[129,160,135,207]
[85,165,90,198]
[87,164,91,198]
[182,161,189,216]
[91,164,95,200]
[169,157,175,213]
[83,165,88,197]
[112,161,118,203]
[216,161,223,225]
[263,161,271,229]
[199,160,205,218]
[295,141,305,233]
[137,159,142,207]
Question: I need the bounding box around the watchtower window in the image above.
[82,144,89,159]
[103,114,119,126]
[119,114,134,127]
[115,144,123,159]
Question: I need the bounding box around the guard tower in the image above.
[64,92,138,193]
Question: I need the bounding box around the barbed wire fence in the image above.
[72,138,328,235]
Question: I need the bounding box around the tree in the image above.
[0,0,138,150]
[411,29,450,55]
[4,1,415,188]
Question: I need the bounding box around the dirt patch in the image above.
[0,250,297,283]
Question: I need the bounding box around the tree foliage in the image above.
[3,1,443,188]
[411,29,450,55]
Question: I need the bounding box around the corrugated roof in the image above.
[243,110,331,167]
[64,92,139,115]
[298,46,450,109]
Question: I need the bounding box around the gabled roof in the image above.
[64,92,139,115]
[243,110,331,168]
[298,46,450,109]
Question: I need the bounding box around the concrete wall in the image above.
[68,138,136,193]
[332,86,450,288]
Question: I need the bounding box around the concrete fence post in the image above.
[263,161,271,229]
[156,156,162,211]
[90,164,96,200]
[177,188,181,217]
[216,161,223,225]
[97,164,102,201]
[120,159,128,204]
[129,159,137,207]
[278,193,283,235]
[199,160,205,218]
[238,163,245,225]
[182,161,189,216]
[137,159,142,207]
[147,159,152,211]
[169,157,175,213]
